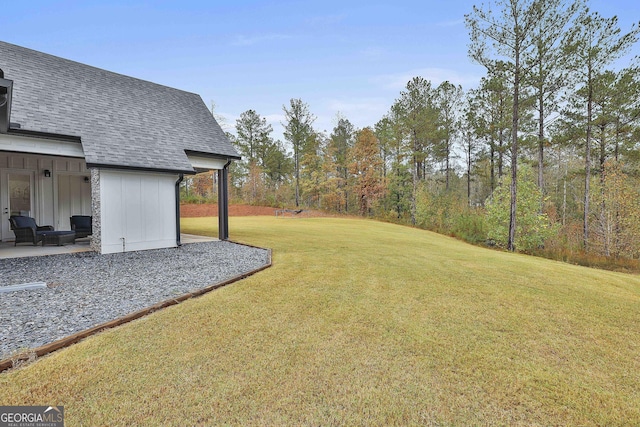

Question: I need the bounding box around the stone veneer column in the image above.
[90,168,101,252]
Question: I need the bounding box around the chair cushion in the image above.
[11,216,37,230]
[71,216,91,230]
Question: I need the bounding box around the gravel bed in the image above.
[0,241,269,360]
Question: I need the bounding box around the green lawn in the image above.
[1,216,639,426]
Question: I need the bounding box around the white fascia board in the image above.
[187,154,227,171]
[0,133,85,158]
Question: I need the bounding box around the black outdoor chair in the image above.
[9,215,54,246]
[70,215,92,238]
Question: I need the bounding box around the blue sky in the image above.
[3,0,639,142]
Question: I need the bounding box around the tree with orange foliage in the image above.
[349,128,385,216]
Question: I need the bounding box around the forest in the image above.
[182,0,640,268]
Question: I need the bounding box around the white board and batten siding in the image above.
[56,163,92,230]
[0,149,90,240]
[99,169,177,254]
[57,175,91,222]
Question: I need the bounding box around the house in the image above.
[0,41,240,254]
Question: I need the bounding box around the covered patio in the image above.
[1,41,238,255]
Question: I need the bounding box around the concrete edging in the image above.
[0,243,272,373]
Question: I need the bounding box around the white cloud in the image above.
[372,67,482,91]
[328,98,388,115]
[264,113,286,124]
[230,33,291,47]
[214,111,238,131]
[324,97,390,129]
[263,113,287,141]
[436,18,464,27]
[306,14,346,27]
[359,46,386,60]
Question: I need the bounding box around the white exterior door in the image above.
[1,170,34,241]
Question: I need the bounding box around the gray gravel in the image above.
[0,241,269,360]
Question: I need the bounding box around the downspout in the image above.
[175,174,184,246]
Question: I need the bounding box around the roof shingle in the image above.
[0,41,239,173]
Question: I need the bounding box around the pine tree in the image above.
[283,99,316,207]
[527,0,583,192]
[391,77,439,224]
[328,116,355,212]
[563,9,640,248]
[235,109,273,164]
[435,81,463,191]
[466,0,548,251]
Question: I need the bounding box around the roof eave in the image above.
[7,127,82,143]
[184,149,241,161]
[86,162,197,175]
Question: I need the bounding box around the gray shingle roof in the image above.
[0,41,239,173]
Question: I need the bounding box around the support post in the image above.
[218,161,231,240]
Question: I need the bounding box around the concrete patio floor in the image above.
[0,234,217,259]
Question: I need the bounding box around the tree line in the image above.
[183,0,640,264]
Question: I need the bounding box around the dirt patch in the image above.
[180,204,339,218]
[181,204,276,217]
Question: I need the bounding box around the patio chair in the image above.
[9,215,54,246]
[70,215,92,238]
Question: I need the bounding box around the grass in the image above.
[1,216,639,426]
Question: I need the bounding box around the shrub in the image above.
[485,165,558,252]
[452,210,487,244]
[180,194,212,204]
